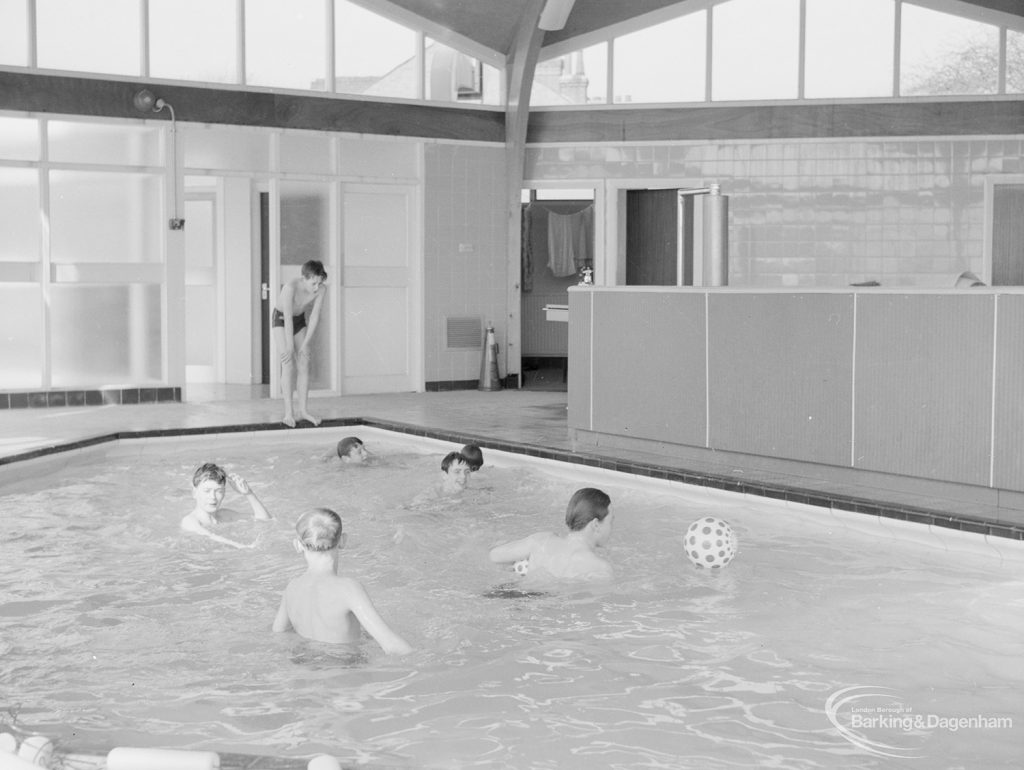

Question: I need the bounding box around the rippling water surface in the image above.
[0,428,1021,768]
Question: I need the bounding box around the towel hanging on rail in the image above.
[547,206,593,277]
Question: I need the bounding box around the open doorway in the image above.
[626,188,695,285]
[181,175,268,403]
[990,180,1024,285]
[520,187,595,391]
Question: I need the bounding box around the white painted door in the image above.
[341,183,420,393]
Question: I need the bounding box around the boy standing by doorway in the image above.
[273,259,327,427]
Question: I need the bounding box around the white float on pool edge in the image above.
[0,753,44,770]
[15,736,51,767]
[308,754,342,770]
[0,734,17,754]
[106,747,220,770]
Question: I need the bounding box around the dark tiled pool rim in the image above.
[3,416,1022,542]
[0,387,182,409]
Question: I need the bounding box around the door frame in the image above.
[258,189,270,384]
[984,174,1024,286]
[266,177,341,399]
[604,177,705,287]
[183,187,223,385]
[519,180,603,387]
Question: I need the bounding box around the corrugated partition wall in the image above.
[568,287,1024,496]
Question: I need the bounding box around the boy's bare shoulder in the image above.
[568,551,613,579]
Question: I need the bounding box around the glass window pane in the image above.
[246,0,326,91]
[0,116,40,161]
[613,11,706,104]
[337,138,416,178]
[184,197,215,369]
[279,131,333,174]
[37,0,140,76]
[480,63,503,106]
[805,0,893,98]
[334,0,417,99]
[182,126,270,172]
[454,59,504,105]
[0,284,43,388]
[1010,30,1024,94]
[0,168,40,262]
[281,181,330,269]
[48,121,163,166]
[50,284,163,386]
[49,171,163,263]
[344,190,407,266]
[150,0,237,84]
[0,0,29,66]
[712,0,799,101]
[581,43,607,104]
[900,3,998,96]
[533,43,607,106]
[426,39,493,104]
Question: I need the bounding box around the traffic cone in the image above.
[478,323,502,391]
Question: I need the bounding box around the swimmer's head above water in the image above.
[190,463,227,514]
[460,444,484,471]
[295,507,346,552]
[336,436,368,464]
[441,451,471,492]
[192,462,227,487]
[566,487,613,543]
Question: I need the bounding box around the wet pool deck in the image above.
[1,386,1022,769]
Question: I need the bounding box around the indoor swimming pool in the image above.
[0,426,1021,769]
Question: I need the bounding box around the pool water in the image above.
[0,427,1022,769]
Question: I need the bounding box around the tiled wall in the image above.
[423,143,508,385]
[527,137,1024,287]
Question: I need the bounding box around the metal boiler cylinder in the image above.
[703,184,729,287]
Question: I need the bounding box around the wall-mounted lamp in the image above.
[133,89,185,231]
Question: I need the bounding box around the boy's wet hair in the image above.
[460,444,484,471]
[295,508,343,551]
[565,488,611,531]
[301,259,327,280]
[441,450,468,472]
[192,462,227,487]
[337,436,364,458]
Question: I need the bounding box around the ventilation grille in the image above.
[446,316,483,350]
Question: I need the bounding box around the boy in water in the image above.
[460,444,484,472]
[181,463,273,549]
[337,436,369,464]
[273,259,328,428]
[489,487,614,581]
[273,508,412,654]
[401,451,471,513]
[440,450,471,494]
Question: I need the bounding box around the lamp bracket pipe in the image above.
[677,184,722,197]
[132,89,183,230]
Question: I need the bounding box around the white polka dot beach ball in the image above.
[685,517,738,568]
